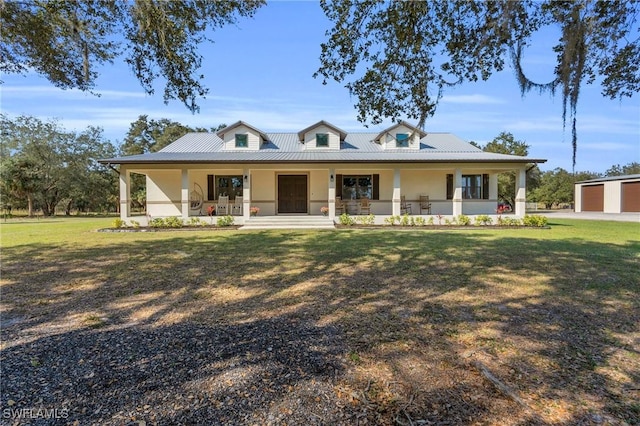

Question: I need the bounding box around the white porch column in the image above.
[328,168,336,218]
[453,168,463,216]
[515,167,527,217]
[392,168,401,216]
[181,168,189,220]
[243,169,251,220]
[489,173,499,201]
[119,167,130,220]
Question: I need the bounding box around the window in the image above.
[446,174,489,199]
[316,133,329,147]
[396,133,409,148]
[235,134,248,148]
[207,175,243,200]
[342,175,373,200]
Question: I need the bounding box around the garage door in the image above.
[581,184,604,212]
[622,181,640,212]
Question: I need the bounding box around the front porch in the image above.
[117,163,529,225]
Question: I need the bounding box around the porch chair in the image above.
[359,197,371,215]
[216,195,229,216]
[335,196,345,214]
[419,195,432,214]
[400,195,412,215]
[231,196,243,216]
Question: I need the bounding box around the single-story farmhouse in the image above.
[100,120,546,225]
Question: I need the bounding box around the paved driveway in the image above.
[539,210,640,223]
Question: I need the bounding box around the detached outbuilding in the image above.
[575,174,640,213]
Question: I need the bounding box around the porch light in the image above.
[330,174,334,182]
[244,175,248,182]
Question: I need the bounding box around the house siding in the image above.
[302,125,341,150]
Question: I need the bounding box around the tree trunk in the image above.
[27,194,34,217]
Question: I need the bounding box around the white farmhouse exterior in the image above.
[100,120,546,225]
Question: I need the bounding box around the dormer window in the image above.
[235,134,248,148]
[316,133,329,147]
[396,133,409,148]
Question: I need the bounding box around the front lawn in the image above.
[1,218,638,424]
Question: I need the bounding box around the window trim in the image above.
[446,173,490,200]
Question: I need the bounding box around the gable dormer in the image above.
[297,120,347,150]
[374,121,426,149]
[216,121,268,151]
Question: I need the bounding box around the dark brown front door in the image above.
[278,175,308,213]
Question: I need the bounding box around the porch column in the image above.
[489,173,499,201]
[328,168,336,218]
[515,167,527,217]
[392,168,401,216]
[181,168,189,220]
[119,166,130,220]
[452,168,463,216]
[243,169,251,220]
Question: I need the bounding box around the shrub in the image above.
[523,214,548,227]
[356,214,375,225]
[384,215,399,226]
[427,216,434,225]
[113,218,125,228]
[188,217,205,226]
[149,218,166,228]
[502,217,522,226]
[414,216,426,226]
[457,214,471,226]
[216,215,235,227]
[474,215,492,226]
[130,220,140,228]
[400,214,410,226]
[164,216,184,228]
[339,213,356,226]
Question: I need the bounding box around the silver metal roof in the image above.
[100,130,546,164]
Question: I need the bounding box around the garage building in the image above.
[575,174,640,213]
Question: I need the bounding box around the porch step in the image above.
[239,215,335,230]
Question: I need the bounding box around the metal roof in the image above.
[100,129,546,165]
[575,174,640,184]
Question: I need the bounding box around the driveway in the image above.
[539,210,640,223]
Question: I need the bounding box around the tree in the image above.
[479,132,539,209]
[316,1,639,168]
[0,114,116,216]
[1,0,265,113]
[530,168,600,208]
[605,162,640,177]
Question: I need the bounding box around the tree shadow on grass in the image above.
[1,228,639,424]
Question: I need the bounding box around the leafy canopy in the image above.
[1,0,265,113]
[316,0,639,167]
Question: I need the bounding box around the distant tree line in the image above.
[1,114,636,216]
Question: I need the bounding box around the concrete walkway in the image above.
[540,210,640,223]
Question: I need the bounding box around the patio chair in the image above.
[400,195,412,215]
[359,197,371,215]
[216,195,229,216]
[419,195,432,214]
[335,196,345,214]
[231,196,243,216]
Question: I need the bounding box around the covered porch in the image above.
[117,162,529,226]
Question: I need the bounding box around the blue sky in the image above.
[1,1,638,174]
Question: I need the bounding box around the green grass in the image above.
[1,217,639,423]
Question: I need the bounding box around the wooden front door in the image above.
[278,175,308,213]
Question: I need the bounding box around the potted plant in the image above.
[320,206,329,216]
[250,206,260,216]
[207,205,216,216]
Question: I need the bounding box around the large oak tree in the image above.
[315,0,639,167]
[1,0,265,112]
